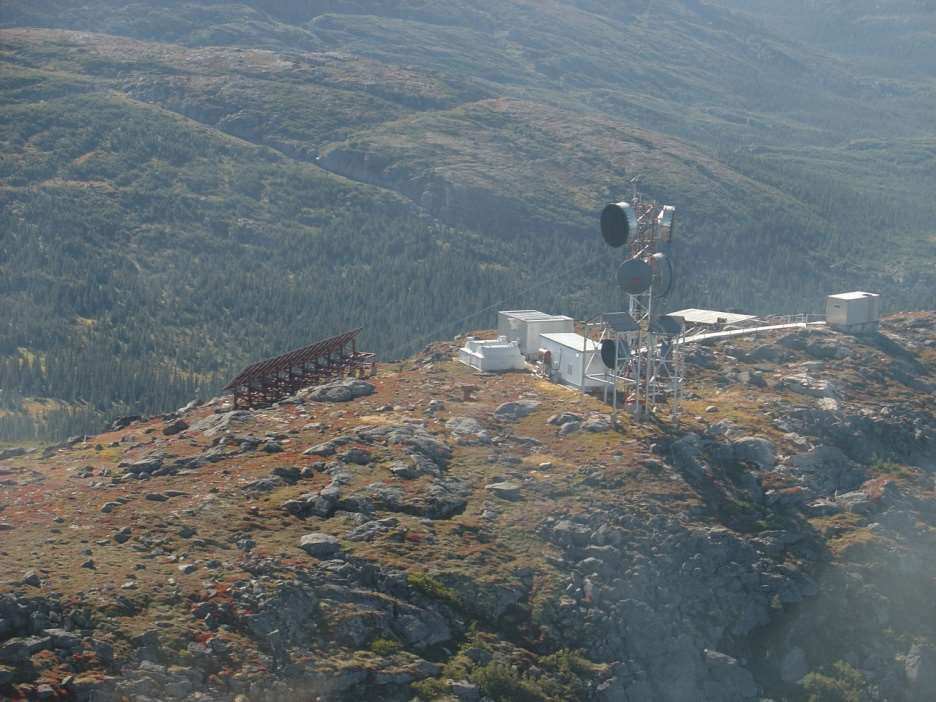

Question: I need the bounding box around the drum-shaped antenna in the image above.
[617,257,653,294]
[650,252,675,298]
[600,339,617,369]
[601,201,637,248]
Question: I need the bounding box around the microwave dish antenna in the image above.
[618,257,653,294]
[600,202,638,248]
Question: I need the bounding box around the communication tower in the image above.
[584,185,685,421]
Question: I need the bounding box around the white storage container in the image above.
[826,292,881,333]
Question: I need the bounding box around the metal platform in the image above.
[669,308,757,327]
[224,329,375,409]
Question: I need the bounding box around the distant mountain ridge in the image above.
[0,0,934,438]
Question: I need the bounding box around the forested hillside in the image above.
[1,0,934,440]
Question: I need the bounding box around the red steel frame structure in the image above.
[224,328,375,409]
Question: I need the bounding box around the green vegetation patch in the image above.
[407,572,461,609]
[801,661,865,702]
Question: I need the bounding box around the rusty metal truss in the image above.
[224,328,375,409]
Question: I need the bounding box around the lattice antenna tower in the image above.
[588,185,683,420]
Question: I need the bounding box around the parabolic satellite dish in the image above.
[617,257,653,294]
[600,201,638,248]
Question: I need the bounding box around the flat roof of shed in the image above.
[669,308,756,326]
[499,310,574,322]
[540,333,599,352]
[828,291,879,301]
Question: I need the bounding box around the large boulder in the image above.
[582,414,612,432]
[298,533,341,558]
[304,379,375,403]
[0,447,27,462]
[162,418,189,436]
[445,417,484,435]
[732,436,776,469]
[493,400,540,421]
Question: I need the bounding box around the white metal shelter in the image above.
[826,292,880,333]
[539,333,605,390]
[498,311,575,357]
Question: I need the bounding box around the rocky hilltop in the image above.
[1,313,935,702]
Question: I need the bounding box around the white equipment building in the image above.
[497,311,575,358]
[538,333,606,390]
[458,336,526,372]
[826,292,881,334]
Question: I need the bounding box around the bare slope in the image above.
[1,313,935,700]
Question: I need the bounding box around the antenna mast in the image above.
[585,183,684,422]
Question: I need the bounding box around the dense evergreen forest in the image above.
[1,0,934,441]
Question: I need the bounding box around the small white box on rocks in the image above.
[826,291,880,334]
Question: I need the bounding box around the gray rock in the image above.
[494,400,541,420]
[558,421,581,436]
[387,429,452,465]
[485,481,522,500]
[242,478,282,492]
[906,643,936,701]
[100,501,121,513]
[0,447,27,461]
[781,374,839,399]
[389,462,420,480]
[123,457,163,474]
[263,441,284,453]
[299,532,341,558]
[817,397,840,412]
[0,665,14,685]
[23,570,41,587]
[346,518,399,542]
[162,418,189,436]
[144,492,168,502]
[189,410,250,437]
[450,680,481,701]
[272,465,301,482]
[446,416,484,435]
[0,635,51,663]
[177,563,197,575]
[304,379,375,402]
[305,441,339,457]
[548,412,583,426]
[44,628,81,649]
[732,436,776,469]
[308,488,341,518]
[582,414,612,432]
[340,448,372,465]
[836,491,872,513]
